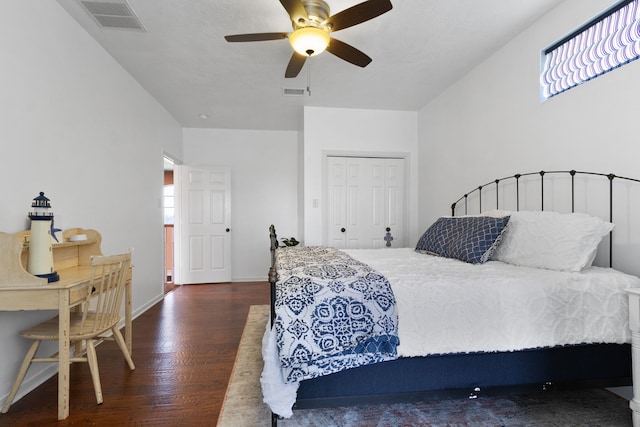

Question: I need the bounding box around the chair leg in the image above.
[111,327,135,370]
[1,340,41,413]
[85,340,103,405]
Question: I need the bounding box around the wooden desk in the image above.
[0,229,132,420]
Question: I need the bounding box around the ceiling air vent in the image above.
[79,0,146,31]
[283,88,305,97]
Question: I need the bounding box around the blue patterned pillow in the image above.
[416,216,510,264]
[415,217,452,257]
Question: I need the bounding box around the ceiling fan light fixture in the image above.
[289,27,330,57]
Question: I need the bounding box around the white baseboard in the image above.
[1,363,58,408]
[231,276,267,282]
[133,293,164,320]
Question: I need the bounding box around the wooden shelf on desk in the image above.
[0,228,104,287]
[21,238,98,251]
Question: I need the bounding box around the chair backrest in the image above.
[80,251,132,336]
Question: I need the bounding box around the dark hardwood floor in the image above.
[1,282,270,426]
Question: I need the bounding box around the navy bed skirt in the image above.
[294,343,631,408]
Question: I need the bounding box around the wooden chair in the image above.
[2,252,135,413]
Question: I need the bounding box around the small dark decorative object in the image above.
[384,227,393,247]
[281,237,300,247]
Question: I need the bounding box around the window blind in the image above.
[541,0,640,99]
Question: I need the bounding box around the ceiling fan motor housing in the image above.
[295,0,331,29]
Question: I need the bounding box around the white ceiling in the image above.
[56,0,565,131]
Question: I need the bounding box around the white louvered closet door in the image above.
[326,156,405,249]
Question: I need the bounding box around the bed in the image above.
[262,170,640,425]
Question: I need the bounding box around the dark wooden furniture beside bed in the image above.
[268,170,640,425]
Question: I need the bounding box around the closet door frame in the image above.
[322,151,410,248]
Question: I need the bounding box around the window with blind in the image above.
[541,0,640,99]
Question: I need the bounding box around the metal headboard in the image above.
[450,170,640,268]
[268,224,279,326]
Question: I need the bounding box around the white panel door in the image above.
[326,157,405,249]
[326,157,347,248]
[384,158,405,248]
[346,158,366,248]
[365,158,387,248]
[179,166,231,284]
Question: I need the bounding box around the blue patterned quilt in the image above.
[274,246,399,383]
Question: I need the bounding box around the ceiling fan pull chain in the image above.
[307,56,311,96]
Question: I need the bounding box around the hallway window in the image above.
[163,185,174,224]
[541,0,640,99]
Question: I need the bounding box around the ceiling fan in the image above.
[224,0,393,78]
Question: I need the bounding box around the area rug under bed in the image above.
[217,305,632,426]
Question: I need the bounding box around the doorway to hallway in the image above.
[163,156,176,293]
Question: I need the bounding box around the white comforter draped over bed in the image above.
[345,248,639,357]
[261,247,640,417]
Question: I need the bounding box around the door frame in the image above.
[163,153,180,289]
[322,150,410,247]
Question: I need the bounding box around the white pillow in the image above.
[490,211,614,272]
[481,209,511,218]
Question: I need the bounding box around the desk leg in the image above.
[58,291,70,420]
[125,279,132,355]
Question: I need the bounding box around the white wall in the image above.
[182,128,300,281]
[0,2,182,403]
[303,106,419,246]
[418,0,640,275]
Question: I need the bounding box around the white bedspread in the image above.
[344,248,640,357]
[261,247,640,417]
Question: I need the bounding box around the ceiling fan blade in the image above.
[326,38,372,67]
[224,33,288,42]
[285,52,307,78]
[326,0,393,32]
[280,0,309,25]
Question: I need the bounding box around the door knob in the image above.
[226,228,230,232]
[341,228,346,233]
